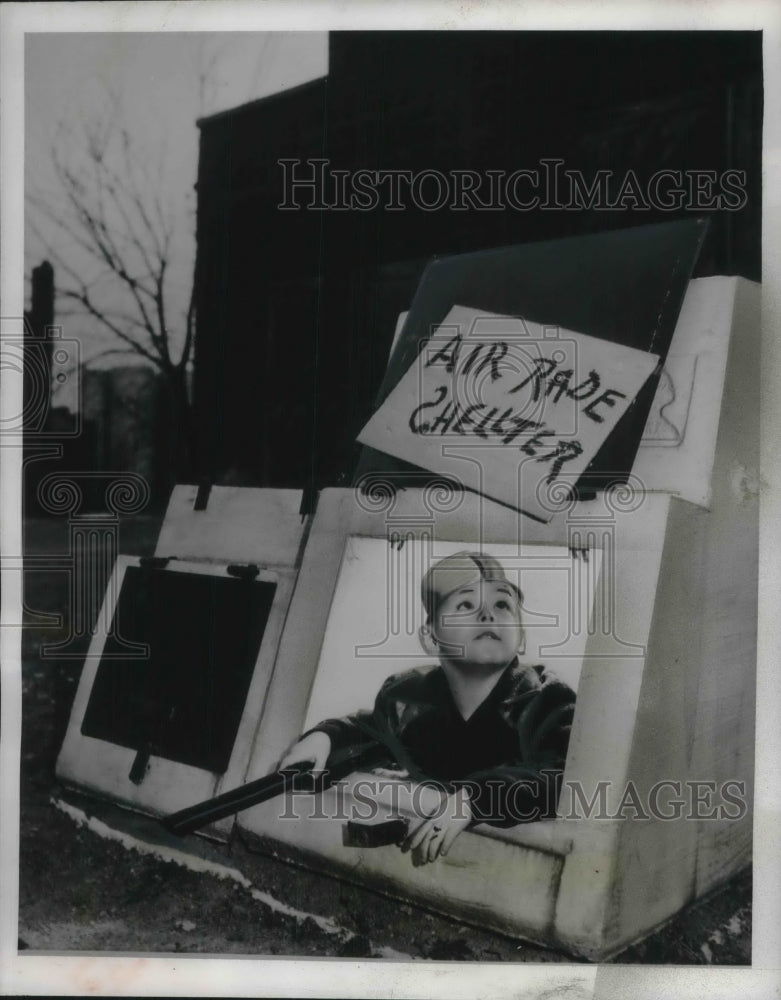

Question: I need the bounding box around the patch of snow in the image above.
[726,915,743,936]
[52,797,247,884]
[51,797,355,942]
[373,945,417,960]
[247,887,348,938]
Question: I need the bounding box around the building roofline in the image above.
[196,75,328,129]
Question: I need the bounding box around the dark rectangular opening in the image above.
[81,566,276,773]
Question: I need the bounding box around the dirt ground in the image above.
[15,514,752,964]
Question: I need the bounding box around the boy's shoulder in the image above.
[378,660,574,701]
[379,663,442,699]
[502,661,576,701]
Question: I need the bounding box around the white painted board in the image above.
[358,305,659,520]
[634,275,741,508]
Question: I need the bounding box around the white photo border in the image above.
[1,2,779,998]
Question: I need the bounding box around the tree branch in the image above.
[60,288,161,367]
[28,94,200,473]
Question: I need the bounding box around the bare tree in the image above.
[27,96,198,478]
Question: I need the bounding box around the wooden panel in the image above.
[236,265,756,963]
[356,218,708,494]
[559,500,669,806]
[154,485,305,567]
[244,783,566,945]
[56,556,296,836]
[582,278,758,955]
[245,487,671,781]
[695,822,752,898]
[550,497,671,957]
[552,822,628,960]
[595,497,706,952]
[357,305,660,521]
[240,485,675,958]
[633,276,740,508]
[57,558,234,815]
[691,277,758,894]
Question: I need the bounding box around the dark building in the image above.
[193,31,762,493]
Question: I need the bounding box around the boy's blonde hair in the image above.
[421,551,523,621]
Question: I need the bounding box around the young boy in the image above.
[280,551,576,864]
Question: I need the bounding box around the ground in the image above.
[15,513,752,963]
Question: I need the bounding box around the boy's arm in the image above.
[300,674,402,756]
[300,711,374,753]
[452,680,576,828]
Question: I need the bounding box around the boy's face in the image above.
[431,579,523,669]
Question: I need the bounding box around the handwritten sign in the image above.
[358,305,660,520]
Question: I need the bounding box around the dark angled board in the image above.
[355,218,708,498]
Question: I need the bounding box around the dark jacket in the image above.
[309,659,575,827]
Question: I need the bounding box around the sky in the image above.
[25,32,328,405]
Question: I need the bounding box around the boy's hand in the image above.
[372,767,410,780]
[402,787,473,865]
[278,732,331,773]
